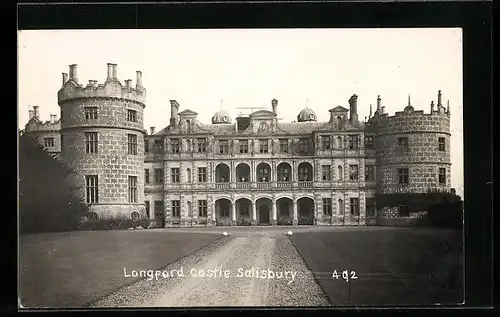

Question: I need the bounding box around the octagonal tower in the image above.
[58,63,147,220]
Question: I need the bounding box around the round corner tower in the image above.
[374,90,451,196]
[57,63,147,220]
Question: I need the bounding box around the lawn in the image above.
[289,228,463,306]
[19,230,225,308]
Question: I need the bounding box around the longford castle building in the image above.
[22,63,454,227]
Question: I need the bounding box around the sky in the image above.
[17,28,463,197]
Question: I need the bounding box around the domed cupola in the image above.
[211,110,231,124]
[404,94,414,113]
[297,107,317,122]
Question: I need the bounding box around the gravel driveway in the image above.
[91,228,330,307]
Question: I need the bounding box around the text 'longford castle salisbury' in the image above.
[23,63,454,227]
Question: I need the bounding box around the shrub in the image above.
[78,215,151,231]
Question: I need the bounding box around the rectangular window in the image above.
[128,176,137,203]
[322,198,332,216]
[349,165,359,180]
[197,138,207,153]
[44,137,54,147]
[398,168,409,185]
[145,201,150,218]
[438,137,446,151]
[322,165,331,181]
[239,140,248,153]
[398,137,409,152]
[279,139,289,153]
[171,168,180,183]
[144,169,150,184]
[127,109,138,122]
[366,197,376,217]
[85,132,98,154]
[365,165,375,181]
[127,134,137,155]
[171,139,180,153]
[154,168,164,184]
[350,198,360,216]
[154,139,163,152]
[259,140,269,153]
[348,135,359,150]
[219,140,229,154]
[84,106,98,120]
[298,167,310,181]
[144,139,149,153]
[321,136,331,150]
[198,167,207,182]
[439,168,446,184]
[364,135,374,149]
[85,175,98,204]
[171,200,180,218]
[399,205,410,217]
[299,138,309,153]
[198,200,207,217]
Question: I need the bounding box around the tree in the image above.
[19,132,88,234]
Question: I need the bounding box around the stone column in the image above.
[293,201,298,226]
[231,201,237,226]
[251,201,257,225]
[271,200,277,225]
[211,201,217,224]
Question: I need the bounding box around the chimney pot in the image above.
[150,127,155,135]
[50,114,56,123]
[62,73,68,86]
[170,100,179,126]
[437,90,442,106]
[348,94,358,121]
[28,110,34,120]
[271,99,278,114]
[33,106,39,119]
[107,63,113,79]
[112,64,118,78]
[69,64,78,82]
[136,71,143,88]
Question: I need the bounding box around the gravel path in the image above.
[91,230,330,307]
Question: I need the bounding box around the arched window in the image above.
[337,136,343,148]
[187,201,192,217]
[87,212,98,221]
[338,199,344,215]
[131,212,140,221]
[186,168,192,183]
[186,139,191,152]
[337,165,343,180]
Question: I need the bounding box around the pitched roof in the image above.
[329,106,349,112]
[178,109,198,116]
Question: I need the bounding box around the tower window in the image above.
[127,109,138,122]
[439,168,446,184]
[85,175,98,204]
[398,168,409,185]
[364,135,374,149]
[438,137,446,151]
[128,176,137,203]
[84,107,98,120]
[85,132,98,154]
[398,137,409,152]
[44,138,54,147]
[127,134,137,155]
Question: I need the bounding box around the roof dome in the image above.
[297,108,317,122]
[211,110,231,124]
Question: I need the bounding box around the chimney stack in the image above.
[348,94,358,122]
[69,64,78,83]
[381,106,385,114]
[88,80,98,87]
[62,73,68,86]
[33,106,39,119]
[437,90,442,106]
[150,126,155,135]
[112,64,118,79]
[169,100,180,126]
[136,71,143,88]
[125,79,132,89]
[107,63,113,79]
[28,109,34,120]
[431,101,435,112]
[50,114,56,123]
[271,99,278,114]
[377,95,381,112]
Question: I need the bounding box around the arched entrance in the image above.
[215,198,231,226]
[297,197,315,225]
[236,198,252,226]
[256,197,272,225]
[277,197,293,225]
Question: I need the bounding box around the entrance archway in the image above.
[277,197,293,225]
[297,197,315,225]
[256,197,272,225]
[235,198,252,226]
[215,198,231,226]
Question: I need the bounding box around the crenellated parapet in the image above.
[57,63,146,106]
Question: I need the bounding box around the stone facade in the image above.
[22,64,454,227]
